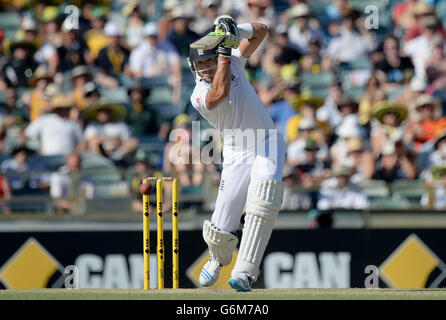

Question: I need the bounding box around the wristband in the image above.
[219,60,230,65]
[237,23,254,39]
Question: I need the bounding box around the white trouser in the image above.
[211,133,285,233]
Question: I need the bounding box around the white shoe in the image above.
[199,259,222,287]
[228,272,252,292]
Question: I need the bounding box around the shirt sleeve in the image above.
[232,48,248,68]
[190,83,211,112]
[84,124,99,139]
[24,118,41,139]
[129,47,143,74]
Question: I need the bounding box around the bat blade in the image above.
[190,31,225,50]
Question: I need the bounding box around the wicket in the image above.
[142,177,179,289]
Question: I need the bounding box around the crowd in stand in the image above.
[0,0,446,217]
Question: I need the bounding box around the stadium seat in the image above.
[147,86,173,105]
[0,11,21,32]
[300,72,335,89]
[99,86,130,104]
[369,196,411,209]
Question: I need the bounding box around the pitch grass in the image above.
[1,288,446,300]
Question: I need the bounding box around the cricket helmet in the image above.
[187,46,218,79]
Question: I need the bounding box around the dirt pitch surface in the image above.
[1,288,446,300]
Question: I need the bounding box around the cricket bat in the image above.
[190,30,225,50]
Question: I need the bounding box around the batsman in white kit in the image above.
[188,16,285,292]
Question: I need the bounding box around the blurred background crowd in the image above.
[0,0,446,221]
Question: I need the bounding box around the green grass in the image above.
[1,288,446,300]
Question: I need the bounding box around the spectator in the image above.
[326,8,377,63]
[167,7,201,59]
[300,37,332,73]
[372,141,417,183]
[371,102,408,159]
[122,1,147,50]
[295,138,331,188]
[127,149,160,213]
[374,35,415,87]
[287,3,325,56]
[125,82,170,141]
[317,165,369,211]
[83,101,139,166]
[403,2,445,42]
[0,38,38,88]
[316,79,344,128]
[344,137,375,183]
[396,76,427,114]
[84,5,109,60]
[281,164,314,211]
[69,65,93,110]
[358,74,387,126]
[287,118,329,166]
[163,113,205,187]
[0,174,12,215]
[425,35,446,90]
[35,6,61,77]
[129,22,182,105]
[49,152,93,215]
[0,144,46,194]
[95,21,131,88]
[56,21,92,73]
[24,94,84,156]
[404,94,446,153]
[421,166,446,209]
[420,132,446,178]
[285,92,327,142]
[404,15,444,81]
[237,0,275,27]
[27,65,53,122]
[0,87,29,153]
[192,0,222,35]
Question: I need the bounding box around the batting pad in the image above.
[232,179,284,281]
[203,220,238,266]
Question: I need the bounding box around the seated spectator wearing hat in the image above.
[421,166,446,210]
[326,8,377,63]
[69,65,93,110]
[372,141,417,183]
[0,145,46,194]
[370,102,408,159]
[0,87,29,153]
[26,65,53,122]
[95,21,131,89]
[419,133,446,179]
[125,82,170,141]
[404,94,446,153]
[121,1,147,50]
[129,22,182,105]
[285,92,329,143]
[374,35,415,87]
[395,76,427,113]
[286,118,329,167]
[83,101,138,165]
[344,138,375,183]
[0,37,38,88]
[50,153,93,215]
[296,138,331,187]
[281,164,314,211]
[317,165,369,211]
[24,94,84,157]
[403,2,446,43]
[358,74,387,126]
[287,3,326,56]
[330,115,369,167]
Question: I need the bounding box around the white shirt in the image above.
[25,114,83,156]
[317,177,369,210]
[326,27,377,62]
[129,41,180,78]
[190,49,275,150]
[404,35,432,81]
[84,122,131,151]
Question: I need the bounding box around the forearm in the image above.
[206,55,231,110]
[238,23,268,58]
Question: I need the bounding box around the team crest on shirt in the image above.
[196,97,201,106]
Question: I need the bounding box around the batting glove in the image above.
[213,15,241,49]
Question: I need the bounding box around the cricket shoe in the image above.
[228,272,252,292]
[199,259,222,287]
